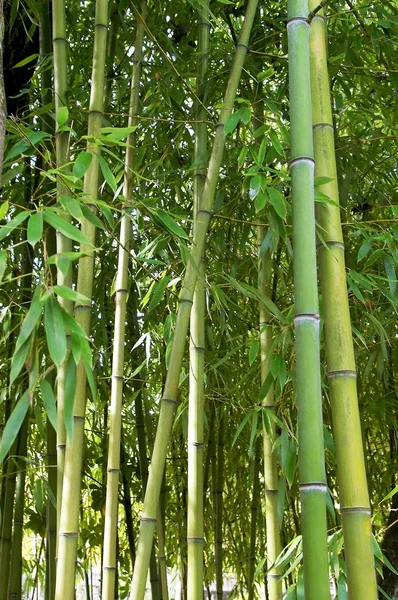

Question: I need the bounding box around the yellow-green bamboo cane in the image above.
[308,4,377,598]
[54,0,108,596]
[258,226,281,600]
[52,0,73,531]
[287,1,330,598]
[129,2,259,597]
[187,2,209,599]
[101,4,147,599]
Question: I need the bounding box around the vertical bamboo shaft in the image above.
[101,4,147,599]
[215,411,224,600]
[308,5,377,598]
[128,3,259,597]
[55,0,108,596]
[258,226,281,600]
[248,437,261,600]
[52,0,73,531]
[287,1,330,598]
[187,3,209,599]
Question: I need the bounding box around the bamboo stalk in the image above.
[308,4,377,598]
[52,0,73,533]
[215,410,224,600]
[45,419,57,600]
[287,1,330,598]
[187,2,209,599]
[128,3,259,596]
[101,4,147,599]
[54,0,109,596]
[248,437,261,600]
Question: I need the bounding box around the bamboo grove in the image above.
[0,0,397,599]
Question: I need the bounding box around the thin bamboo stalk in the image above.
[258,228,281,600]
[248,437,261,600]
[54,0,109,596]
[101,4,147,599]
[187,2,209,599]
[0,442,18,597]
[7,414,29,600]
[215,411,224,600]
[45,419,57,600]
[308,4,377,598]
[52,0,73,532]
[287,1,330,598]
[128,3,259,596]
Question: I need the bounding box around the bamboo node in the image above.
[287,16,310,26]
[187,537,204,543]
[179,298,194,306]
[328,369,357,379]
[289,156,315,168]
[59,532,79,538]
[140,515,157,523]
[299,482,327,492]
[103,566,117,571]
[162,397,178,406]
[341,506,371,515]
[313,122,333,130]
[192,441,204,448]
[294,313,320,323]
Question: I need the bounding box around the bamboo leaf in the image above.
[13,53,39,68]
[224,111,241,134]
[98,155,117,192]
[53,285,90,306]
[15,287,42,352]
[43,211,92,245]
[73,151,92,178]
[0,250,7,283]
[267,187,286,219]
[249,339,259,365]
[0,201,9,220]
[232,412,252,447]
[10,337,32,385]
[148,275,171,310]
[44,296,67,368]
[156,209,188,239]
[40,380,57,433]
[27,212,43,248]
[56,106,69,126]
[0,211,30,242]
[0,391,30,463]
[269,129,283,156]
[64,355,77,442]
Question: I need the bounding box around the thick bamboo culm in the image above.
[187,2,209,599]
[287,1,330,598]
[258,226,281,600]
[54,0,109,597]
[128,2,259,597]
[52,0,73,532]
[308,4,377,598]
[101,4,147,599]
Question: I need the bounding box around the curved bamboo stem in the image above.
[54,0,109,596]
[128,2,260,597]
[101,4,147,599]
[308,4,377,598]
[287,1,330,598]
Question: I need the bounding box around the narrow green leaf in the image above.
[257,137,267,165]
[44,296,67,368]
[240,106,251,124]
[13,53,39,68]
[60,196,85,222]
[156,209,188,239]
[0,201,9,220]
[148,275,171,310]
[0,391,30,463]
[73,151,92,179]
[40,380,57,433]
[27,212,43,248]
[15,287,42,352]
[99,126,137,142]
[0,250,7,283]
[53,285,90,306]
[64,355,77,442]
[269,129,283,156]
[358,239,373,262]
[259,371,274,401]
[314,176,334,186]
[43,211,92,245]
[249,339,259,365]
[224,111,241,135]
[98,155,117,192]
[10,337,32,385]
[0,211,30,242]
[232,411,252,447]
[56,106,69,126]
[250,174,262,198]
[267,187,286,219]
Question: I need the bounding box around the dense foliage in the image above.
[0,0,397,598]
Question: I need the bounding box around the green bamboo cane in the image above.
[101,4,147,599]
[248,437,261,600]
[7,414,28,600]
[308,4,377,598]
[45,419,57,600]
[258,233,281,600]
[187,2,209,599]
[52,0,73,532]
[215,410,224,600]
[54,0,109,596]
[287,1,330,598]
[128,3,259,596]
